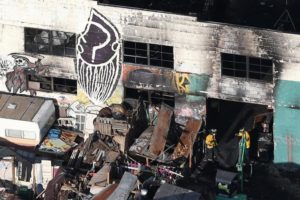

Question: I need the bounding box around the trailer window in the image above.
[5,129,36,140]
[5,129,22,138]
[23,130,36,139]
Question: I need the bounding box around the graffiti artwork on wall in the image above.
[0,56,14,77]
[175,73,191,94]
[123,64,210,96]
[1,53,49,95]
[76,9,121,104]
[122,64,210,124]
[126,67,174,91]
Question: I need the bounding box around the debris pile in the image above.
[42,100,206,200]
[38,129,84,155]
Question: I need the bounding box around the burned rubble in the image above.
[1,94,289,200]
[34,96,297,200]
[41,99,211,200]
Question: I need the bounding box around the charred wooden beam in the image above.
[172,118,202,160]
[89,163,111,187]
[149,104,173,156]
[129,126,154,155]
[91,184,118,200]
[107,172,137,200]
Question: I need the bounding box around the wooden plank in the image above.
[129,126,154,155]
[105,151,120,163]
[149,104,173,156]
[112,119,129,131]
[172,118,201,159]
[89,163,111,186]
[92,184,118,200]
[112,135,126,153]
[94,117,113,136]
[107,172,137,200]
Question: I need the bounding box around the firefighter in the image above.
[191,129,217,179]
[205,129,218,161]
[237,128,251,161]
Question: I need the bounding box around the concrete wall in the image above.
[0,0,300,162]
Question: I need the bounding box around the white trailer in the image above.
[0,93,56,147]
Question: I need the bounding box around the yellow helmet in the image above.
[211,129,217,135]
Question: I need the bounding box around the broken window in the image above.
[221,53,273,82]
[25,28,76,57]
[150,91,175,107]
[28,74,77,94]
[123,41,174,69]
[124,87,175,107]
[53,77,77,94]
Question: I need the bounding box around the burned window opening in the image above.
[28,74,77,94]
[221,53,273,82]
[124,87,175,107]
[123,41,174,69]
[53,77,77,94]
[25,28,76,57]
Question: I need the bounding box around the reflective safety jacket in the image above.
[205,134,217,149]
[238,131,250,149]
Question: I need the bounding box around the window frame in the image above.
[124,87,175,107]
[221,53,273,83]
[27,74,77,94]
[24,27,76,58]
[123,41,174,69]
[75,114,86,132]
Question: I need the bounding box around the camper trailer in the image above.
[0,93,56,147]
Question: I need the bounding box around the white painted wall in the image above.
[0,0,300,107]
[0,24,24,54]
[41,160,53,188]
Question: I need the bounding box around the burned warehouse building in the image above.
[0,0,300,199]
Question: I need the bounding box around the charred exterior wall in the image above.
[0,0,300,162]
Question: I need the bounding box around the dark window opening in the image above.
[124,41,174,69]
[25,28,76,57]
[124,87,174,107]
[221,53,273,82]
[27,74,77,94]
[17,161,31,182]
[53,77,77,94]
